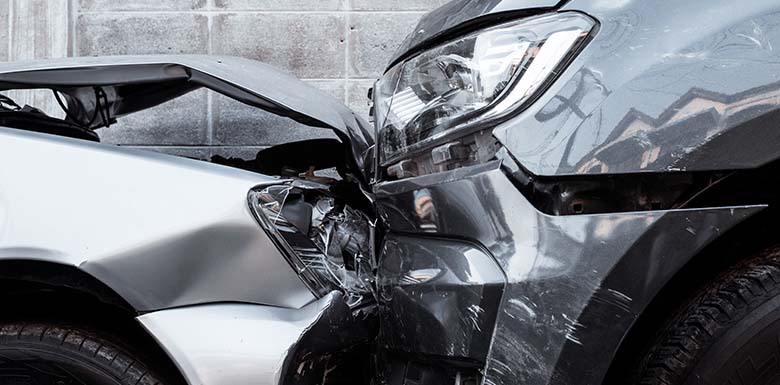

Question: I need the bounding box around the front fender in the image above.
[492,0,780,176]
[0,128,314,311]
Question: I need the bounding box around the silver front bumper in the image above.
[137,293,342,385]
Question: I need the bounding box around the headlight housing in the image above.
[248,182,374,307]
[375,12,596,167]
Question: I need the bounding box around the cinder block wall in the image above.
[0,0,447,159]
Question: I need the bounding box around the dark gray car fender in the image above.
[492,0,780,176]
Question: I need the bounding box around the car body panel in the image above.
[139,302,323,385]
[488,0,780,176]
[138,292,368,385]
[0,55,373,178]
[374,162,764,384]
[387,0,780,177]
[0,127,315,311]
[3,0,780,381]
[377,235,506,361]
[387,0,565,69]
[376,3,780,383]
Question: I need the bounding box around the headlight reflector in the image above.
[375,12,596,165]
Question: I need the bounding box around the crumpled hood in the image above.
[386,0,565,70]
[0,55,374,175]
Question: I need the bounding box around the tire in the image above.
[0,322,168,385]
[634,247,780,385]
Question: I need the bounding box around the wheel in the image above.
[634,247,780,385]
[0,322,168,385]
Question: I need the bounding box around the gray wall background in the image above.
[0,0,446,160]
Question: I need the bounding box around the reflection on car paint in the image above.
[495,0,780,176]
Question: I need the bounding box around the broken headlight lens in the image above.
[375,12,596,165]
[248,182,374,306]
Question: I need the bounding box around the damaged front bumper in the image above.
[373,161,764,385]
[135,160,763,385]
[138,291,375,385]
[135,175,379,385]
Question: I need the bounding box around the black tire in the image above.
[0,322,168,385]
[634,247,780,385]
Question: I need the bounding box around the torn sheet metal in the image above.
[374,161,764,385]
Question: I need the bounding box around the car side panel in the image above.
[0,128,315,311]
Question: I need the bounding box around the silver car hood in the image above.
[0,55,373,174]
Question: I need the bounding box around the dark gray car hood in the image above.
[387,0,564,69]
[0,55,373,174]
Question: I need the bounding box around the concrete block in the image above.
[347,79,375,122]
[215,0,345,11]
[77,13,209,55]
[5,0,69,113]
[210,146,267,160]
[348,12,422,77]
[126,146,212,161]
[4,89,65,118]
[212,13,346,79]
[213,80,343,146]
[78,0,206,11]
[9,0,69,60]
[351,0,449,11]
[0,1,8,61]
[99,89,209,145]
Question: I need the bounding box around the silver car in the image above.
[0,56,377,385]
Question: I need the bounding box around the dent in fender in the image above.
[0,128,315,311]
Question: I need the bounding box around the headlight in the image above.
[248,182,374,306]
[375,12,596,167]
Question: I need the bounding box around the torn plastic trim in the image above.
[247,180,377,307]
[497,147,780,216]
[377,147,780,218]
[280,291,378,385]
[376,234,506,368]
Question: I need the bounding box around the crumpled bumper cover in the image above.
[137,291,373,385]
[374,161,764,385]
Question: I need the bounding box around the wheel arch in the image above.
[599,207,780,384]
[0,257,188,385]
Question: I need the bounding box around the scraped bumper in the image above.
[138,292,373,385]
[374,161,763,385]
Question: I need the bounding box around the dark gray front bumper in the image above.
[374,161,763,385]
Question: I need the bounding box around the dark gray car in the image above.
[1,0,780,384]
